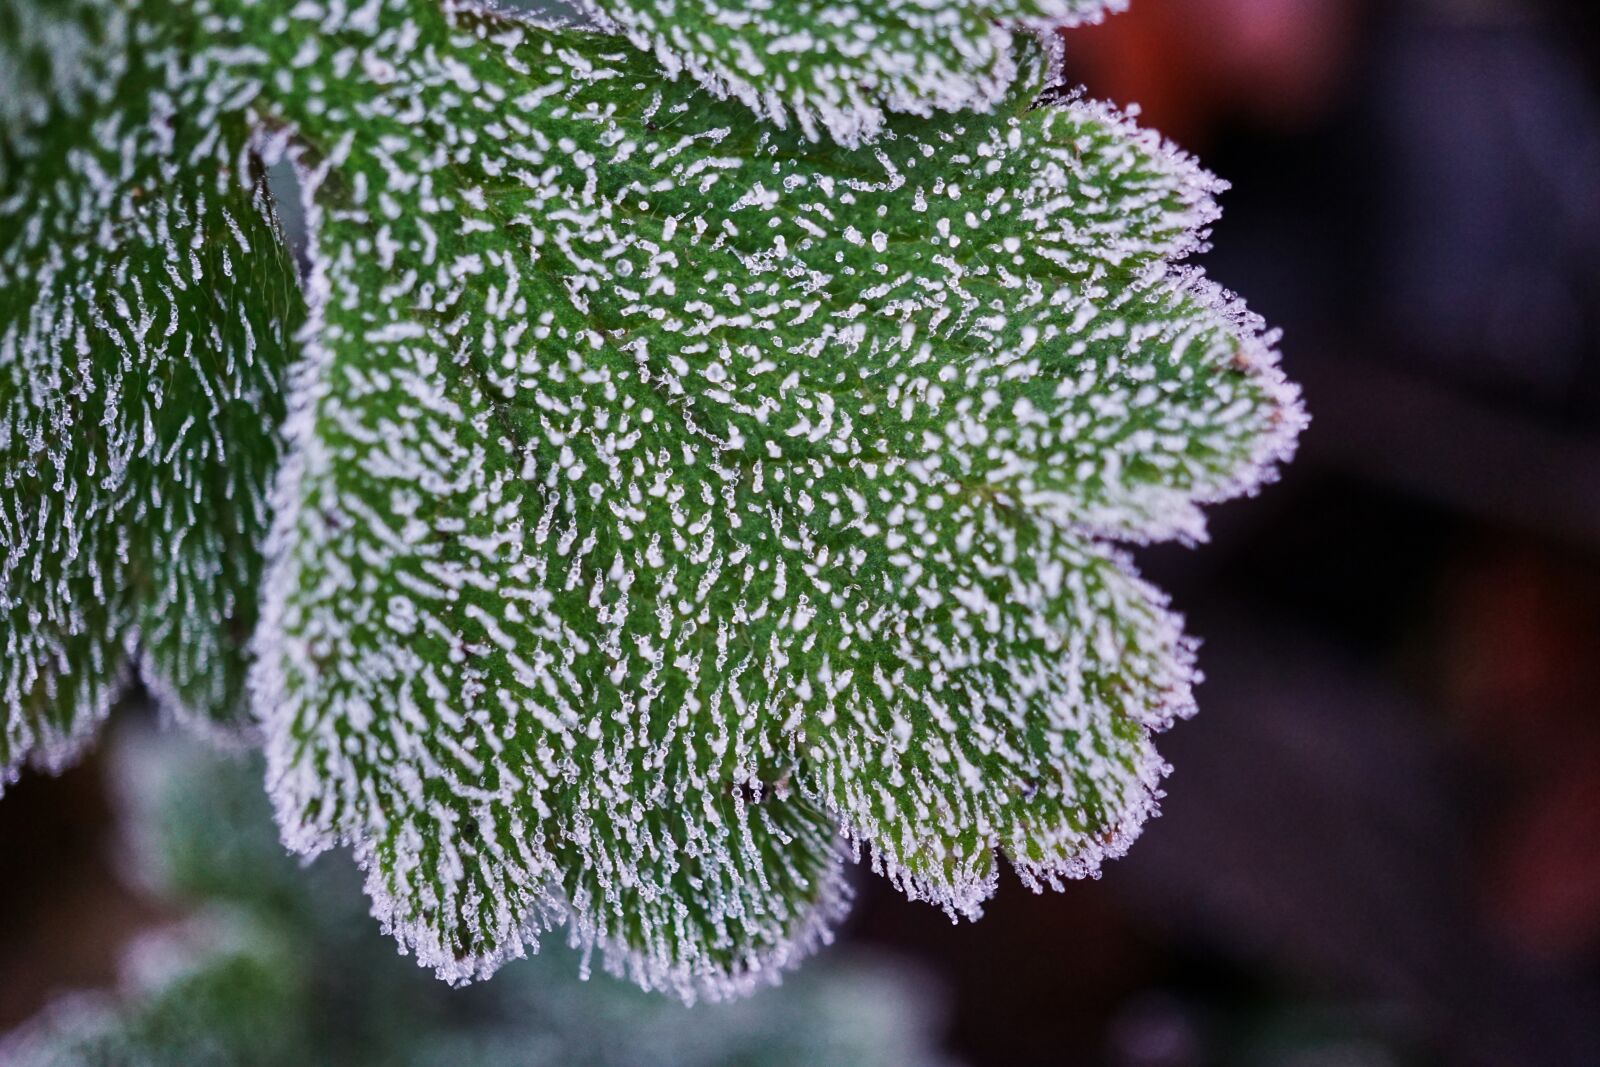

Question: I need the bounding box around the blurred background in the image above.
[2,0,1599,1063]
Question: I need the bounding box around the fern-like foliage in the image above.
[578,0,1128,145]
[0,0,1303,1002]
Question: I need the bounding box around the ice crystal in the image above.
[0,0,1303,1002]
[579,0,1127,145]
[0,0,300,789]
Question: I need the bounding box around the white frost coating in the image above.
[251,128,856,1000]
[578,0,1129,146]
[0,0,297,792]
[4,0,1302,1002]
[218,0,1302,1001]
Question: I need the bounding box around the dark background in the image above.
[3,0,1599,1063]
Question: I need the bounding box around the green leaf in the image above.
[580,0,1127,145]
[213,1,1300,999]
[0,0,301,788]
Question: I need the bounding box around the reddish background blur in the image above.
[2,0,1598,1064]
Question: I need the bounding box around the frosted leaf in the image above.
[0,0,300,789]
[212,1,1303,999]
[579,0,1128,145]
[4,731,955,1067]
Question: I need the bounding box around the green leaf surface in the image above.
[190,0,1305,999]
[579,0,1128,145]
[0,0,300,789]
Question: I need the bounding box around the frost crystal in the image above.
[580,0,1128,145]
[0,0,1303,1002]
[0,0,299,789]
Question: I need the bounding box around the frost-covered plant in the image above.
[0,0,1303,1003]
[1,731,955,1067]
[578,0,1130,144]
